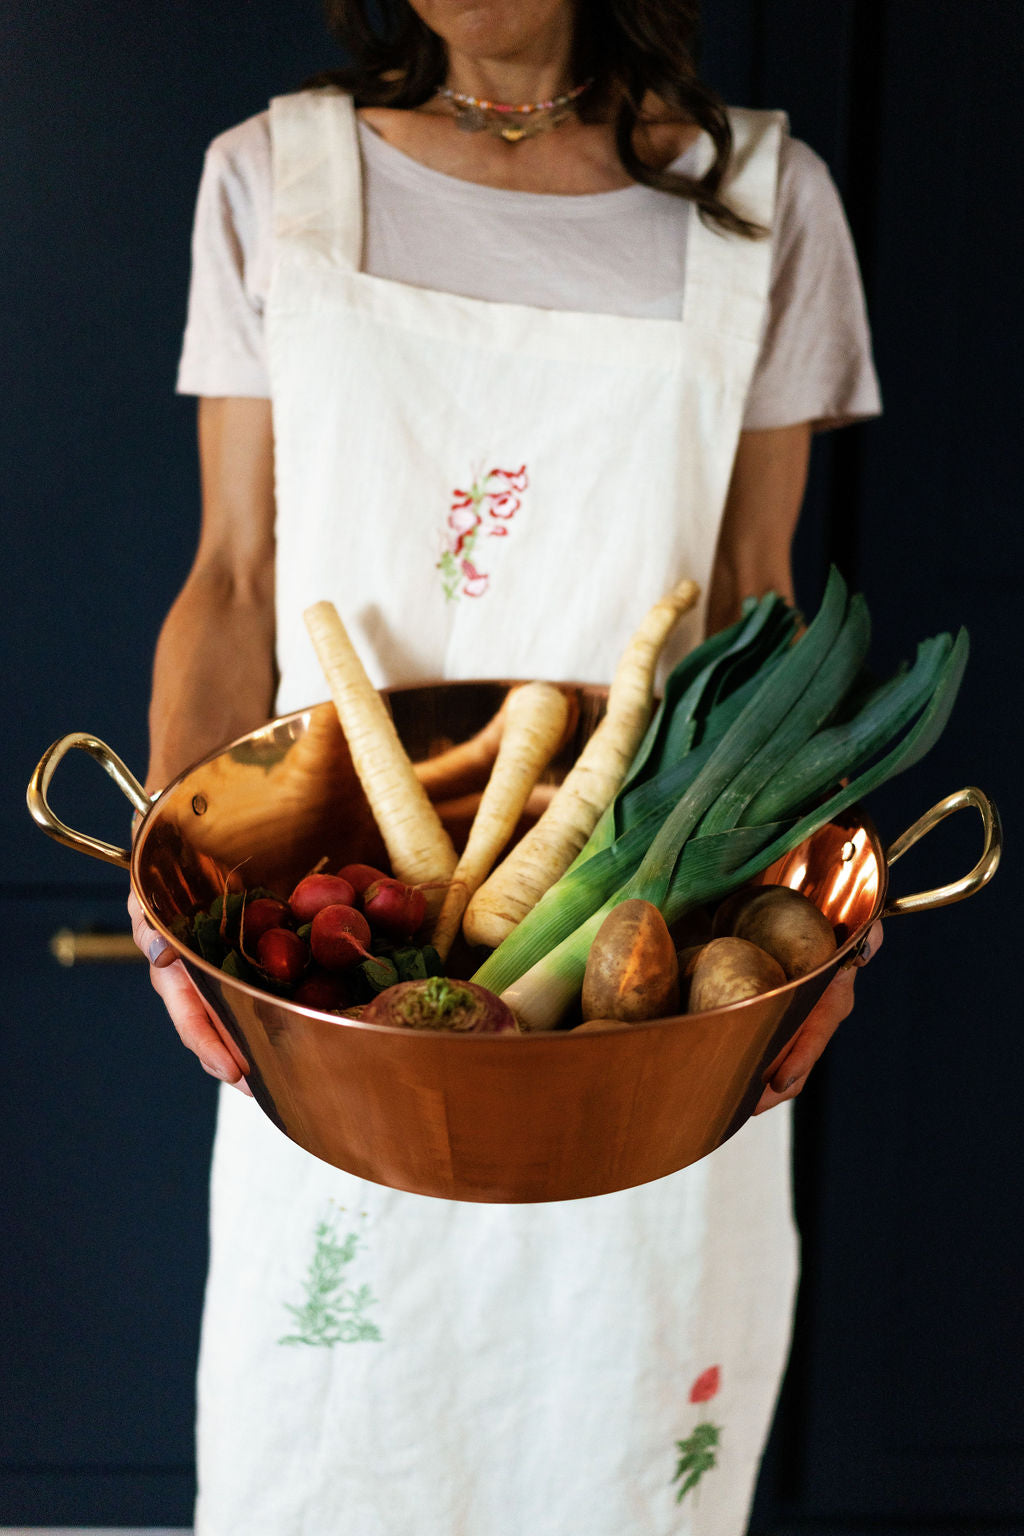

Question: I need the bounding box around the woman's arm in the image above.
[147,396,277,788]
[129,396,276,1089]
[705,421,811,635]
[706,420,882,1111]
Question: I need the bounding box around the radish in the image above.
[363,976,518,1034]
[289,872,357,923]
[257,927,308,985]
[362,877,427,940]
[293,968,353,1012]
[241,897,290,948]
[338,862,389,897]
[310,904,373,971]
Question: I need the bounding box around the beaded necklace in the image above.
[436,79,593,142]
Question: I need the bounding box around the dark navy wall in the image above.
[2,2,1020,1528]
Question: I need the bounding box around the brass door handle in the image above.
[49,928,146,966]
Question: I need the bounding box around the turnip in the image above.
[363,976,519,1034]
[310,904,373,971]
[289,872,357,923]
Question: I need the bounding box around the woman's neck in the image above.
[443,10,576,106]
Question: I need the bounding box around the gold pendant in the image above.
[500,124,527,143]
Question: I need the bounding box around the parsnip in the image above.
[304,601,457,886]
[431,682,570,961]
[463,577,699,947]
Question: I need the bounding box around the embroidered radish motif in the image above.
[438,465,528,600]
[671,1365,722,1504]
[460,559,489,598]
[689,1365,721,1403]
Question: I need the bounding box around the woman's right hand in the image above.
[128,890,252,1093]
[134,397,276,1096]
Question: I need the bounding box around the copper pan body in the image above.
[28,683,1001,1203]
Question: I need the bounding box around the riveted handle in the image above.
[27,733,151,870]
[884,786,1002,917]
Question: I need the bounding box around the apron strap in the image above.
[683,109,786,342]
[269,89,362,274]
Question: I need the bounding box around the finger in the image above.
[128,892,178,968]
[753,966,858,1114]
[855,918,885,967]
[149,960,252,1093]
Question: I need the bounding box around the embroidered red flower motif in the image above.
[460,559,489,598]
[488,465,528,492]
[447,500,480,556]
[438,465,528,601]
[689,1365,721,1404]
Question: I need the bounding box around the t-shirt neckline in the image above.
[356,116,701,216]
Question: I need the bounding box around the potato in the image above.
[723,884,836,980]
[581,899,680,1024]
[688,937,786,1013]
[675,943,707,1011]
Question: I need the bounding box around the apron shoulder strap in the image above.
[269,89,362,273]
[682,108,787,342]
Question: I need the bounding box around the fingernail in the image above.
[859,938,872,962]
[148,936,169,964]
[775,1074,797,1093]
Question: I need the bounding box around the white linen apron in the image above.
[195,90,798,1536]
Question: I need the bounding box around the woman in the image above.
[132,1,881,1530]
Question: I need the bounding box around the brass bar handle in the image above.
[26,733,151,870]
[49,928,146,966]
[884,786,1002,917]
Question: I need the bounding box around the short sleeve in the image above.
[742,136,882,431]
[176,112,273,398]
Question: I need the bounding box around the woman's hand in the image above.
[753,919,883,1114]
[127,890,252,1094]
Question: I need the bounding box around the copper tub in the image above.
[28,682,1001,1203]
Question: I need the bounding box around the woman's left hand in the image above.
[753,919,883,1114]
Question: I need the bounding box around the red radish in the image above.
[293,969,353,1012]
[256,927,308,985]
[289,873,357,923]
[362,877,426,939]
[338,862,389,897]
[241,897,290,947]
[310,904,373,971]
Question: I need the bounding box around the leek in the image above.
[473,569,968,1032]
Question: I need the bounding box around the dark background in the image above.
[2,1,1020,1530]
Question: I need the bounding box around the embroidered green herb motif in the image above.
[279,1208,382,1347]
[671,1365,722,1503]
[672,1421,720,1502]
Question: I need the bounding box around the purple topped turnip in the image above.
[363,976,519,1034]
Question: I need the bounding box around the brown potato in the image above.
[724,884,836,980]
[675,943,707,1011]
[581,899,680,1024]
[688,937,786,1013]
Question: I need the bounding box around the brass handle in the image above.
[50,928,146,966]
[884,786,1002,917]
[26,733,151,870]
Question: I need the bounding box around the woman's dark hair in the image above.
[309,1,762,237]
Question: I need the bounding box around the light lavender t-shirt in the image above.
[177,110,881,431]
